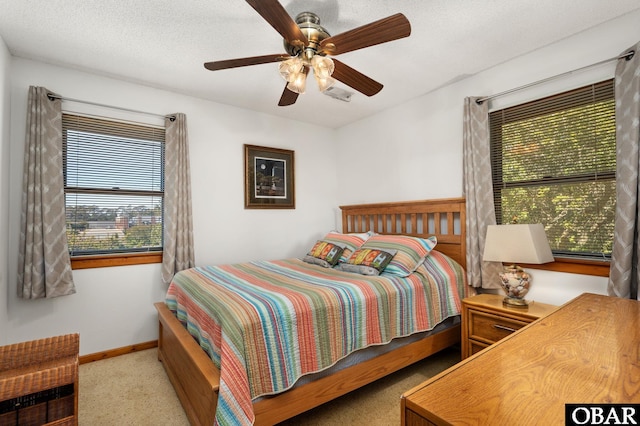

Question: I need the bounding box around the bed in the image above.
[155,197,469,425]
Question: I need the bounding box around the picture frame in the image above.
[244,144,295,209]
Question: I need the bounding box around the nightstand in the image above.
[461,293,557,359]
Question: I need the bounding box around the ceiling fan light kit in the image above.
[204,0,411,106]
[279,11,337,94]
[279,51,336,94]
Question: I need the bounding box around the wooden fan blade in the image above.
[204,54,289,71]
[278,86,299,106]
[245,0,308,47]
[331,59,383,96]
[320,13,411,56]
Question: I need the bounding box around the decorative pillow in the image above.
[339,248,397,276]
[359,234,437,277]
[303,240,346,268]
[319,231,374,263]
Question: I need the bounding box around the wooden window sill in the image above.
[518,257,609,277]
[71,252,162,269]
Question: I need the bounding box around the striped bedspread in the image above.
[165,251,466,426]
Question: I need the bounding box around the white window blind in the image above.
[62,114,165,256]
[489,79,615,260]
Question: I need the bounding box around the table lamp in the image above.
[482,224,554,307]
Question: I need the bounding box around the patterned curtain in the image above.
[161,113,195,285]
[462,97,503,288]
[608,42,640,301]
[18,86,75,298]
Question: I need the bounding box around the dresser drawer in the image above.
[469,339,490,356]
[468,309,529,344]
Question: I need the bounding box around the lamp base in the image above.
[502,297,529,308]
[499,265,530,309]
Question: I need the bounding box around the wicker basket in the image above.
[0,334,79,426]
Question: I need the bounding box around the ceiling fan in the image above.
[204,0,411,106]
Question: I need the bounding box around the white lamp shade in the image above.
[483,224,554,264]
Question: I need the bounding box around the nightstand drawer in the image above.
[461,294,557,359]
[468,310,528,344]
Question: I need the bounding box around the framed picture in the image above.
[244,144,295,209]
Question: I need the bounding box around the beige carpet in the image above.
[79,346,460,425]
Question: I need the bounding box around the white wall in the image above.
[0,36,11,344]
[336,10,640,307]
[5,59,338,354]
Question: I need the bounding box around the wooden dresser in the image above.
[401,293,640,426]
[462,293,557,358]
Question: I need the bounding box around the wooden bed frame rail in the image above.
[155,197,467,425]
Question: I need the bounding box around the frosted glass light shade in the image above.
[287,70,307,94]
[315,75,335,92]
[278,57,303,83]
[311,55,334,80]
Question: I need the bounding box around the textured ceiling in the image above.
[1,0,639,128]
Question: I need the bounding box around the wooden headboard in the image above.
[340,198,466,269]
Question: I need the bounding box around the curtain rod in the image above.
[475,49,635,105]
[46,93,176,121]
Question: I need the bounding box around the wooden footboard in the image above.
[156,302,459,426]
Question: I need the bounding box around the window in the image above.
[489,80,615,269]
[62,114,165,268]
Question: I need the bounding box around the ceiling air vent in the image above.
[323,86,353,102]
